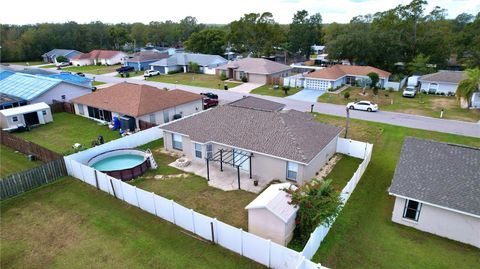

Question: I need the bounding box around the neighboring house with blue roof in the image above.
[124,51,169,71]
[0,73,91,105]
[0,70,15,81]
[149,53,228,75]
[42,49,83,63]
[46,73,93,88]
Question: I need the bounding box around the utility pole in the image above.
[345,107,350,138]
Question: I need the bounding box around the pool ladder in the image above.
[145,148,158,169]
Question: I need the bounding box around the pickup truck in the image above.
[116,66,135,73]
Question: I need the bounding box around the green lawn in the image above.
[62,64,122,75]
[327,155,363,192]
[0,177,263,269]
[39,64,56,68]
[132,139,257,230]
[146,73,240,89]
[92,81,106,86]
[310,113,480,269]
[250,85,302,97]
[318,87,480,122]
[0,145,41,178]
[15,113,121,155]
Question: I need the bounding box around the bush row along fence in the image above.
[50,100,75,114]
[64,157,327,269]
[0,159,67,200]
[301,138,373,260]
[0,130,63,162]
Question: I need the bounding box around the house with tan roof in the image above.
[161,96,343,187]
[71,50,128,66]
[215,58,292,84]
[304,65,391,91]
[71,82,204,130]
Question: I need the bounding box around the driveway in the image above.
[228,82,263,94]
[286,89,326,102]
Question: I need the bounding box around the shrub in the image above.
[387,87,394,92]
[96,61,102,66]
[327,87,334,92]
[125,72,130,78]
[56,55,68,63]
[167,69,181,75]
[220,73,227,81]
[241,76,248,82]
[344,91,350,99]
[282,85,290,95]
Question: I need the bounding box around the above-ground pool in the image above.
[88,149,150,181]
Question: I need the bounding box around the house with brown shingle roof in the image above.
[215,58,292,84]
[71,82,204,129]
[71,50,128,66]
[161,96,343,186]
[304,65,391,91]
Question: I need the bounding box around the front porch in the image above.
[169,160,270,193]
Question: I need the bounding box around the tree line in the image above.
[1,0,478,73]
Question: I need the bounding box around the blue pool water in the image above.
[91,154,145,171]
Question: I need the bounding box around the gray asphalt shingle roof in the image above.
[162,97,342,163]
[150,53,227,67]
[216,58,292,75]
[389,137,480,217]
[420,71,467,84]
[229,96,286,112]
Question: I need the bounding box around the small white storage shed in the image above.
[245,183,298,246]
[0,102,53,130]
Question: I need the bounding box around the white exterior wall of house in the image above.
[71,58,93,66]
[33,83,91,104]
[247,209,296,246]
[420,81,458,95]
[392,197,480,248]
[97,53,127,65]
[136,99,203,125]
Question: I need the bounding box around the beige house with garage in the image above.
[71,82,203,130]
[216,58,292,84]
[389,137,480,248]
[161,96,343,187]
[245,183,298,246]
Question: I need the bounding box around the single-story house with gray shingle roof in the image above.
[42,49,83,63]
[149,53,228,74]
[161,96,343,186]
[389,137,480,248]
[419,70,467,95]
[124,51,169,71]
[215,58,292,84]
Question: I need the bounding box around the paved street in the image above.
[6,65,480,138]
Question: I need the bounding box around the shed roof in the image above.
[0,73,61,101]
[305,65,391,80]
[162,97,342,164]
[0,102,50,117]
[71,82,203,117]
[245,183,298,223]
[389,137,480,217]
[216,58,292,75]
[419,71,467,84]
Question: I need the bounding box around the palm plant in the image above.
[457,68,480,108]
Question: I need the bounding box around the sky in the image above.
[1,0,479,25]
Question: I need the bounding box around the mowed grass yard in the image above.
[318,87,480,122]
[146,73,240,89]
[0,145,41,177]
[250,85,302,97]
[132,140,257,230]
[15,113,121,155]
[310,113,480,269]
[0,177,263,269]
[62,64,122,75]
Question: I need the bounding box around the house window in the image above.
[172,133,183,150]
[206,144,213,159]
[149,113,156,124]
[194,143,202,159]
[403,199,422,221]
[78,104,84,115]
[12,116,18,122]
[286,162,298,181]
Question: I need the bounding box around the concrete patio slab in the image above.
[286,89,325,102]
[169,160,271,193]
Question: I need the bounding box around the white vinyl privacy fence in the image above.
[283,74,304,88]
[301,138,373,260]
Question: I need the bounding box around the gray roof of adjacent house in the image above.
[162,97,342,164]
[42,49,82,58]
[229,96,285,112]
[389,137,480,217]
[419,71,467,84]
[216,58,292,75]
[149,53,227,67]
[126,51,169,63]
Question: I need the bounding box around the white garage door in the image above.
[305,78,330,90]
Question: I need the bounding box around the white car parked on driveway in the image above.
[144,70,160,77]
[402,86,417,97]
[347,101,378,112]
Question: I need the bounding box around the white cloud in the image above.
[1,0,478,25]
